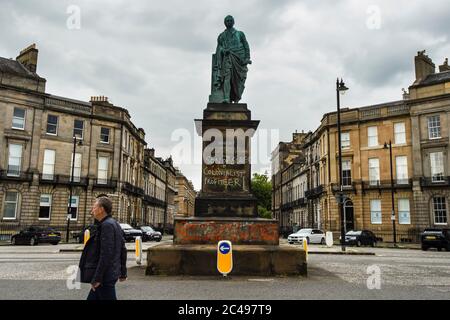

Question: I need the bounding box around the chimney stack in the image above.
[439,58,450,72]
[414,50,435,82]
[16,44,39,73]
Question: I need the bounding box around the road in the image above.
[0,241,449,300]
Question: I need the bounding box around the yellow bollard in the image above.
[83,229,90,245]
[302,238,308,262]
[135,236,142,265]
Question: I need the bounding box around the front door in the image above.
[344,200,355,232]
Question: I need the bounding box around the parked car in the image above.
[139,226,162,242]
[288,228,326,245]
[74,224,97,244]
[421,228,450,251]
[342,230,377,247]
[120,223,143,242]
[11,226,61,246]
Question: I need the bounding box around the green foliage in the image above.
[251,173,272,218]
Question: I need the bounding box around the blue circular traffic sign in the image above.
[219,242,231,254]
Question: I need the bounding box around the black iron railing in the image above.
[420,176,450,188]
[0,170,33,182]
[39,174,89,186]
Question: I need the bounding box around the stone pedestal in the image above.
[173,217,279,245]
[194,103,259,218]
[146,244,307,277]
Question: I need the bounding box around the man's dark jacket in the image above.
[79,216,127,284]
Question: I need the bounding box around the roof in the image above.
[0,57,44,80]
[419,70,450,86]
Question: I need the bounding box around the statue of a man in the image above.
[210,15,251,104]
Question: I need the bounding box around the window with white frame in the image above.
[97,156,109,184]
[341,132,350,149]
[428,115,441,139]
[370,199,382,224]
[7,144,22,177]
[433,197,447,225]
[46,115,58,135]
[12,107,25,130]
[68,196,79,220]
[398,199,411,224]
[100,127,110,143]
[3,191,19,220]
[42,149,56,180]
[39,194,52,220]
[342,160,352,186]
[369,158,380,185]
[70,153,82,182]
[430,152,444,182]
[394,122,406,144]
[395,156,408,184]
[367,126,378,147]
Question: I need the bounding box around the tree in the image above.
[251,172,272,219]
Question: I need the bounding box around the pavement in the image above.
[1,237,449,300]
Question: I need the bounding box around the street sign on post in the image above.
[217,240,233,276]
[135,236,142,265]
[83,229,90,245]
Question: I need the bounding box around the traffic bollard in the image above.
[83,229,90,245]
[302,238,308,262]
[135,236,142,265]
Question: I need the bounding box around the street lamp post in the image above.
[384,140,397,246]
[66,135,82,243]
[336,78,348,252]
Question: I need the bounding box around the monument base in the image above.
[146,244,307,276]
[173,216,279,245]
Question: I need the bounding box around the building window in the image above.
[398,199,410,225]
[368,158,380,185]
[341,132,350,149]
[68,196,79,220]
[394,122,406,144]
[97,157,109,184]
[100,127,110,143]
[46,115,58,135]
[70,153,82,182]
[39,195,52,220]
[370,199,382,224]
[433,197,447,225]
[12,107,25,130]
[428,115,441,139]
[342,160,352,186]
[73,120,84,139]
[3,191,19,220]
[43,149,56,180]
[7,144,22,177]
[368,126,378,147]
[430,152,444,182]
[395,156,408,184]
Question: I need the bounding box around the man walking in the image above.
[79,196,127,300]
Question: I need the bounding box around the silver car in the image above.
[288,228,326,245]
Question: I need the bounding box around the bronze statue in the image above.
[209,15,251,104]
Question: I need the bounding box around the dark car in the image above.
[120,223,143,242]
[342,230,377,247]
[139,226,162,242]
[74,224,97,244]
[11,226,61,246]
[421,228,450,251]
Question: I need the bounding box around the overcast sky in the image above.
[1,0,449,190]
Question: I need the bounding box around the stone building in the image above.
[0,45,185,240]
[273,50,450,242]
[174,168,196,217]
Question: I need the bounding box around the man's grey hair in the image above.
[96,196,112,216]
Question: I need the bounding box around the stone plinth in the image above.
[146,244,307,277]
[194,103,259,218]
[174,217,279,245]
